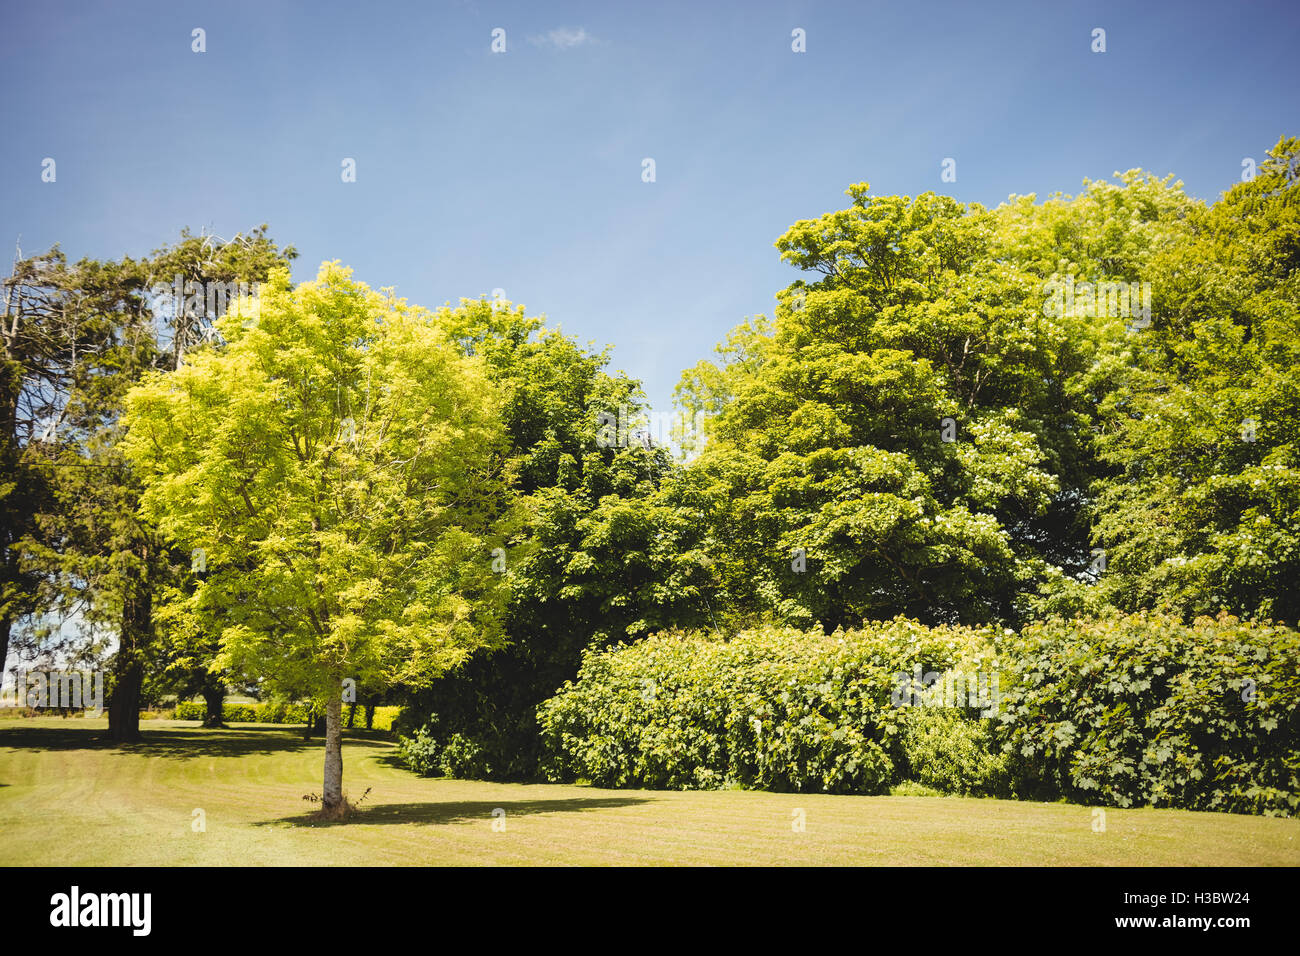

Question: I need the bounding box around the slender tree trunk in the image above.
[364,701,375,730]
[346,700,357,729]
[201,682,225,728]
[322,693,344,817]
[0,613,10,691]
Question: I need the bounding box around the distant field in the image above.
[0,718,1296,866]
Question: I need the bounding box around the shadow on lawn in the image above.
[0,723,393,759]
[260,796,655,828]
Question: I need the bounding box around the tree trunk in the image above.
[346,700,357,729]
[364,701,375,730]
[0,613,10,691]
[107,656,142,744]
[322,694,344,817]
[201,683,225,728]
[108,584,151,745]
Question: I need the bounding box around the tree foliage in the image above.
[123,263,512,811]
[1086,137,1300,623]
[397,299,715,778]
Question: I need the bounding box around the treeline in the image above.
[1,137,1296,815]
[2,227,298,741]
[401,136,1300,787]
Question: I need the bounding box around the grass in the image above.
[1,717,1297,866]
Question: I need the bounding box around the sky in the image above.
[2,0,1297,418]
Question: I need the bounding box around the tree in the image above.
[397,298,715,779]
[676,175,1194,629]
[9,228,296,742]
[1088,136,1300,622]
[9,251,171,742]
[123,263,511,816]
[2,245,109,686]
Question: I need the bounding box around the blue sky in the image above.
[2,0,1296,415]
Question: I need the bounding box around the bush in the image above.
[899,708,1008,796]
[393,702,543,780]
[536,612,1300,815]
[172,699,398,729]
[396,726,493,778]
[224,703,259,722]
[997,612,1300,816]
[253,700,311,724]
[537,619,1003,794]
[174,701,204,721]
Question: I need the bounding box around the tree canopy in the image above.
[123,263,513,813]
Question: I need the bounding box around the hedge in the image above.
[534,613,1300,815]
[173,701,402,731]
[536,619,1008,795]
[999,613,1300,816]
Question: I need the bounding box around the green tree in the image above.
[678,175,1193,629]
[123,263,511,815]
[1088,136,1300,622]
[398,299,715,779]
[2,246,70,687]
[12,229,295,741]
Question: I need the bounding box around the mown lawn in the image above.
[0,717,1296,866]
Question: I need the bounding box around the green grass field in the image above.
[1,717,1296,866]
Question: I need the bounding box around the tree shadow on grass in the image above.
[0,724,393,759]
[258,795,655,828]
[373,751,415,772]
[134,728,399,760]
[0,724,121,753]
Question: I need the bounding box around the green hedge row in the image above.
[537,619,1008,795]
[533,613,1300,816]
[998,615,1300,815]
[174,701,402,731]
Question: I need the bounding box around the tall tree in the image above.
[2,246,108,685]
[677,175,1193,629]
[8,227,295,741]
[1088,137,1300,622]
[397,299,715,779]
[123,263,511,815]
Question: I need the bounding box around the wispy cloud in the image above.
[528,27,596,50]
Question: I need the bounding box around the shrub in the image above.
[392,706,541,780]
[396,726,492,778]
[395,726,442,776]
[997,612,1300,816]
[174,701,204,721]
[899,708,1008,796]
[536,612,1300,815]
[537,619,1003,794]
[254,700,310,724]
